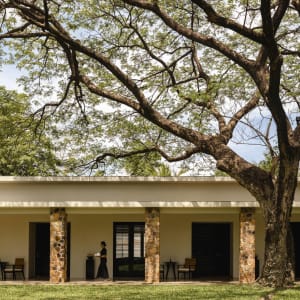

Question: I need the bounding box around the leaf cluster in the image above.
[0,86,60,175]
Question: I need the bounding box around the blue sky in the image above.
[0,64,24,91]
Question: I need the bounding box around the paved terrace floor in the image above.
[0,279,239,285]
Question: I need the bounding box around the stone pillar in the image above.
[239,207,256,283]
[145,207,160,283]
[50,208,68,283]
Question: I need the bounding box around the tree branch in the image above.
[95,147,157,163]
[0,21,49,39]
[123,0,257,78]
[259,1,292,152]
[93,144,201,166]
[33,77,73,119]
[80,74,141,112]
[272,0,290,33]
[191,0,265,43]
[227,90,261,134]
[292,0,300,16]
[156,145,201,162]
[3,1,205,145]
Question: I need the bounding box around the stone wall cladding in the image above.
[50,207,68,283]
[145,207,160,283]
[239,207,256,283]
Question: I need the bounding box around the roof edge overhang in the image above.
[0,176,242,183]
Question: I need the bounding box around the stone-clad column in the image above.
[239,207,256,283]
[50,208,68,283]
[145,207,160,283]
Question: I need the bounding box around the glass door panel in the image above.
[132,224,145,274]
[114,222,145,279]
[115,224,130,275]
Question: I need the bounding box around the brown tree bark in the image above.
[259,208,295,287]
[258,158,299,287]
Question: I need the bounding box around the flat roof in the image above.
[0,176,238,183]
[0,176,299,209]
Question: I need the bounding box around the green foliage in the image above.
[0,1,299,176]
[215,169,229,177]
[1,0,299,288]
[0,86,60,175]
[120,152,163,176]
[119,152,188,176]
[257,155,273,172]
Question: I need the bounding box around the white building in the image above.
[1,176,300,283]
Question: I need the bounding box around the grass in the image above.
[0,283,300,300]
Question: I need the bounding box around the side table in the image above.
[165,260,177,280]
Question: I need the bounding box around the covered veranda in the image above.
[1,177,300,283]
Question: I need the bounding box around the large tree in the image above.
[0,86,60,175]
[0,0,299,287]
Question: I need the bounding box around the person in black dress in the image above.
[96,241,109,279]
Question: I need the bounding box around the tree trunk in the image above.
[258,214,295,287]
[258,171,297,287]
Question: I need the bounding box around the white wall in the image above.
[0,211,49,277]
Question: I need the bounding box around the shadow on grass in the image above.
[267,285,300,300]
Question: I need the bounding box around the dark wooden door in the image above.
[291,222,300,278]
[35,223,50,279]
[192,223,231,278]
[30,222,71,280]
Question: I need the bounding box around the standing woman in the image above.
[96,241,109,279]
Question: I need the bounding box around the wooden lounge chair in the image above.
[3,258,25,280]
[177,258,196,280]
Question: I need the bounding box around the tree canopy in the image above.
[0,0,300,287]
[0,86,59,175]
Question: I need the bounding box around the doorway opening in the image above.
[29,222,71,280]
[192,222,232,279]
[113,222,145,280]
[291,222,300,278]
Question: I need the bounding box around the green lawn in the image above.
[0,283,299,300]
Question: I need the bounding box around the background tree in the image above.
[119,152,188,176]
[0,86,59,175]
[0,0,299,287]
